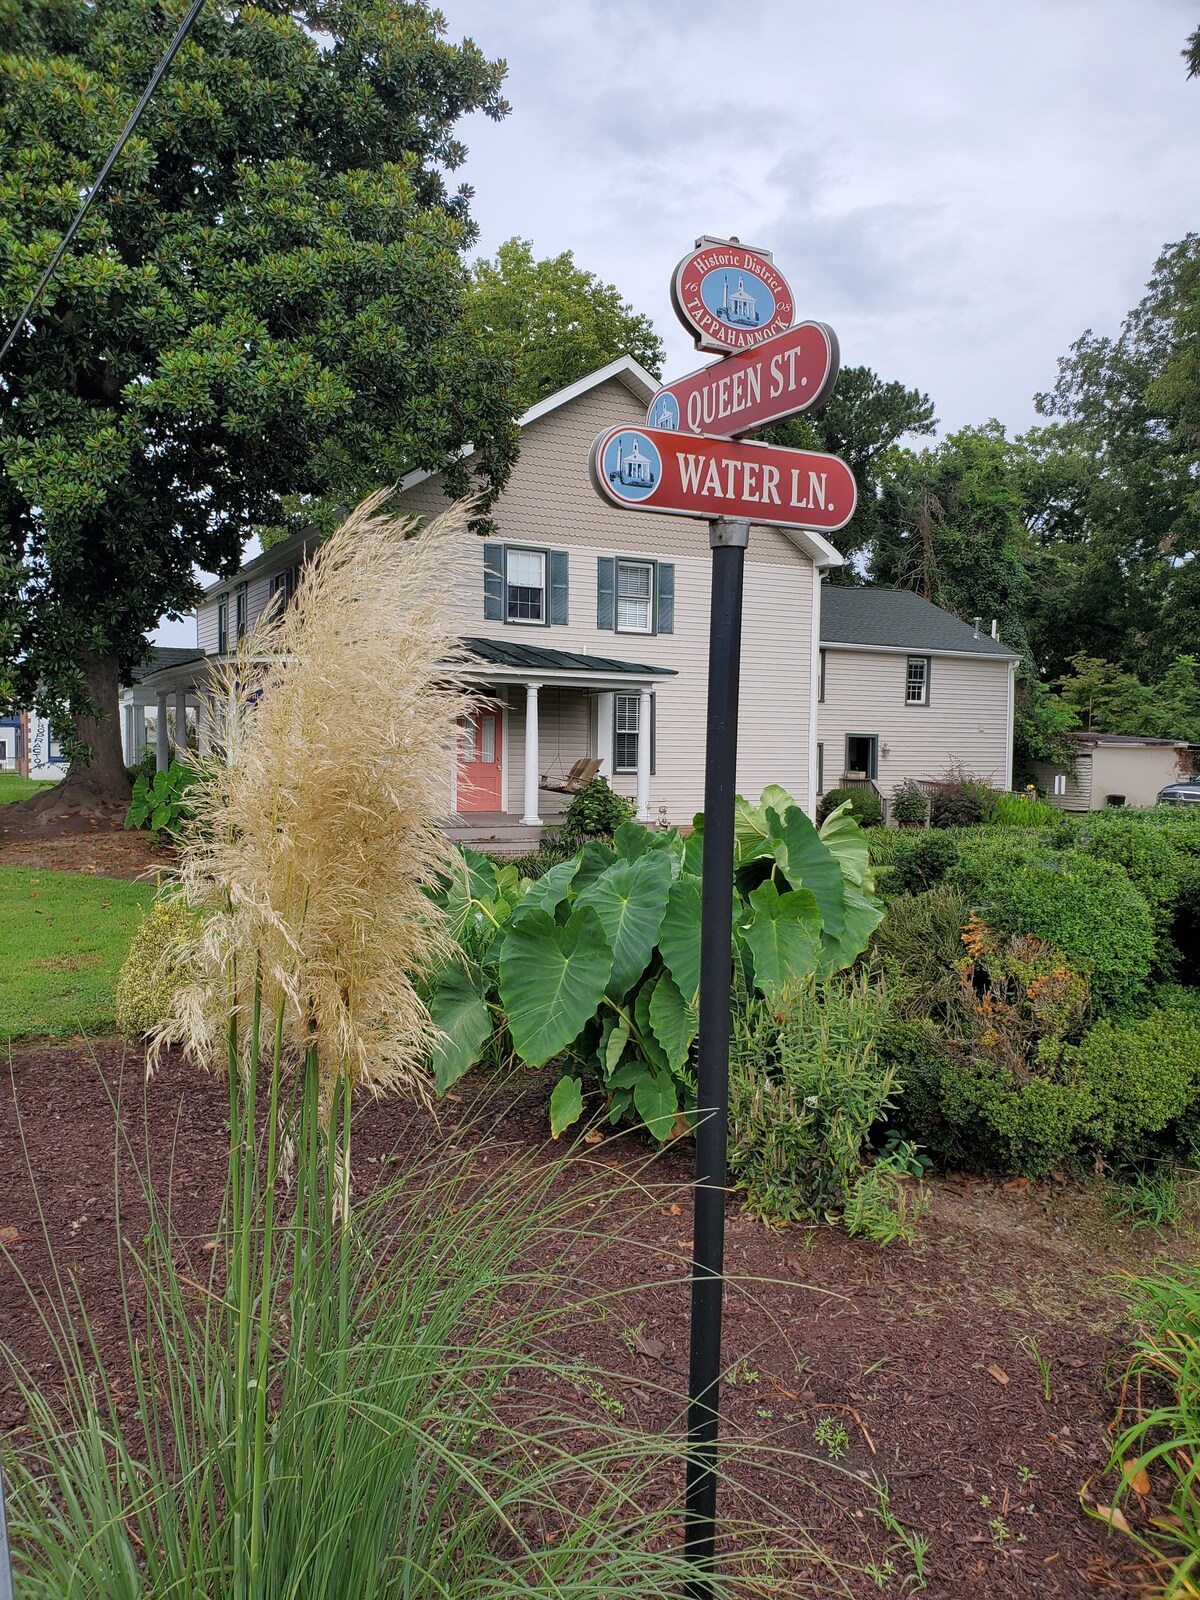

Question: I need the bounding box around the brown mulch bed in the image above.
[0,1038,1182,1598]
[0,809,170,879]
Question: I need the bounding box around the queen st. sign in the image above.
[671,237,796,353]
[646,321,839,438]
[588,423,856,535]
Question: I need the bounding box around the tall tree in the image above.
[467,237,664,412]
[0,0,517,815]
[759,366,935,579]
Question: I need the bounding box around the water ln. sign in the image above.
[588,424,856,534]
[671,237,795,353]
[646,322,839,438]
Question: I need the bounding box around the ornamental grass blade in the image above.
[499,905,612,1066]
[576,851,672,998]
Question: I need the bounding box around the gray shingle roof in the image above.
[131,647,206,682]
[820,586,1020,659]
[462,637,675,676]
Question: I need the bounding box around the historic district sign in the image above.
[646,321,840,437]
[588,423,856,534]
[671,237,796,353]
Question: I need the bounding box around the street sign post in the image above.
[589,237,854,1600]
[646,321,839,437]
[589,423,856,534]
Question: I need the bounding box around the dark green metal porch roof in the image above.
[461,637,675,677]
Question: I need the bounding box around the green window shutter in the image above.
[550,550,569,625]
[655,563,675,634]
[597,556,615,630]
[483,542,504,621]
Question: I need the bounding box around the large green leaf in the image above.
[429,962,491,1093]
[634,976,671,1074]
[509,855,581,924]
[576,851,672,997]
[819,801,875,894]
[634,1068,679,1142]
[572,838,618,895]
[822,884,885,971]
[648,968,697,1073]
[550,1074,584,1138]
[741,879,824,997]
[660,874,702,1002]
[734,784,795,863]
[765,804,846,940]
[612,820,656,860]
[498,905,612,1066]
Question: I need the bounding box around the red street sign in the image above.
[672,237,795,353]
[588,424,856,534]
[646,322,839,438]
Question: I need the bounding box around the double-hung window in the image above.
[614,693,641,772]
[617,560,653,632]
[505,548,546,623]
[235,583,248,642]
[905,656,930,706]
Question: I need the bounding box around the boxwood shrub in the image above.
[817,785,883,828]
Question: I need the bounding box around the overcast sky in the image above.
[156,0,1199,646]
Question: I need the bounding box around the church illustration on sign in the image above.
[647,393,679,430]
[716,274,760,328]
[609,433,657,488]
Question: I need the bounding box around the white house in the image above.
[126,358,1019,842]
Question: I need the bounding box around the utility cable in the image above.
[0,0,207,369]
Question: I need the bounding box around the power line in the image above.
[0,0,207,369]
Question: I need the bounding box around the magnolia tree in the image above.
[0,0,517,816]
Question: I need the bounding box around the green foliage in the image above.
[729,973,895,1223]
[927,767,991,829]
[843,1156,929,1246]
[889,780,929,826]
[986,790,1060,828]
[124,759,195,838]
[0,865,155,1037]
[978,855,1155,1015]
[1074,808,1190,972]
[870,886,970,1024]
[1106,1263,1200,1592]
[1054,652,1200,743]
[560,777,635,846]
[1110,1165,1185,1231]
[1070,1009,1200,1161]
[468,237,664,412]
[114,894,197,1040]
[817,785,883,828]
[880,831,960,898]
[1,0,517,780]
[429,790,883,1143]
[125,744,168,788]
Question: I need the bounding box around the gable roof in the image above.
[131,647,206,682]
[820,586,1020,660]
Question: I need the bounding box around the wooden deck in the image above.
[443,791,567,854]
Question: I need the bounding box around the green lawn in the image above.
[0,867,154,1038]
[0,772,57,805]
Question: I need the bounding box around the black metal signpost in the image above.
[588,237,854,1598]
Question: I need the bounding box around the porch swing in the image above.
[538,689,601,794]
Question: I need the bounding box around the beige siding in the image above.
[400,376,817,824]
[817,647,1013,804]
[1092,745,1185,808]
[197,599,219,655]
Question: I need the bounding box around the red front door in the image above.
[457,708,502,812]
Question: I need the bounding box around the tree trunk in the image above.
[20,653,132,823]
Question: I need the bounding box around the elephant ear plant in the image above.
[429,784,884,1140]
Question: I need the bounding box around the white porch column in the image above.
[174,689,189,755]
[636,687,652,822]
[521,681,543,827]
[123,705,136,763]
[596,691,614,778]
[155,692,170,772]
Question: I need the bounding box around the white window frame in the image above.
[614,692,640,772]
[905,656,930,706]
[505,547,547,625]
[616,559,654,634]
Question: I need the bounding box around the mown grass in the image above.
[0,772,56,805]
[0,866,154,1037]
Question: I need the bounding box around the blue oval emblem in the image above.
[647,392,680,431]
[602,430,661,502]
[699,266,775,330]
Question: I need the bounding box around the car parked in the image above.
[1157,775,1200,805]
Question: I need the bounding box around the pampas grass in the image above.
[158,490,474,1104]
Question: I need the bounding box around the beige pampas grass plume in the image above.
[157,490,475,1106]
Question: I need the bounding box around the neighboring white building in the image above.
[816,585,1018,810]
[0,710,66,781]
[1030,732,1191,811]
